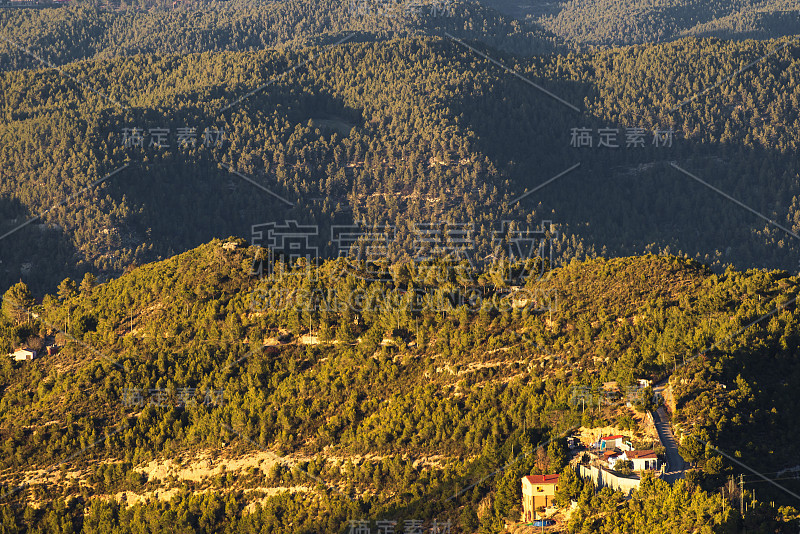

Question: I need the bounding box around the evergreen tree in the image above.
[2,282,35,325]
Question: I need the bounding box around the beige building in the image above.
[521,474,559,521]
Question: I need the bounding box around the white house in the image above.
[599,435,625,450]
[10,348,36,361]
[625,450,659,471]
[608,450,658,471]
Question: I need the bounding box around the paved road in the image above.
[651,404,686,483]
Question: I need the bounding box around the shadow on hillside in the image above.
[98,91,365,277]
[445,38,800,273]
[0,196,89,296]
[673,338,800,506]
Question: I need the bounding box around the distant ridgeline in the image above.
[1,35,799,294]
[1,0,797,61]
[0,0,561,71]
[483,0,800,46]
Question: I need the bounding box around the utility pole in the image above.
[739,474,744,515]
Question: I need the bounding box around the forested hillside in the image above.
[484,0,800,45]
[0,244,798,531]
[0,0,560,71]
[2,0,797,61]
[2,0,800,532]
[2,36,800,295]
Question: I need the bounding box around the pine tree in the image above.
[57,278,77,302]
[2,282,35,325]
[80,273,97,295]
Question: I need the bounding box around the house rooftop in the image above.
[626,450,658,459]
[523,474,560,485]
[601,435,624,441]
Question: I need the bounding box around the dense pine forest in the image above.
[2,0,798,61]
[2,33,800,294]
[0,245,799,531]
[517,0,800,45]
[2,0,800,531]
[0,0,561,71]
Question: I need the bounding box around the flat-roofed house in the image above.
[521,474,560,521]
[10,348,36,361]
[624,450,659,471]
[599,435,624,450]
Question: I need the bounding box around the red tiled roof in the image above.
[523,474,560,485]
[626,450,658,459]
[600,435,623,441]
[603,450,621,459]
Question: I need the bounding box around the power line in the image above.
[744,469,800,477]
[743,477,800,484]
